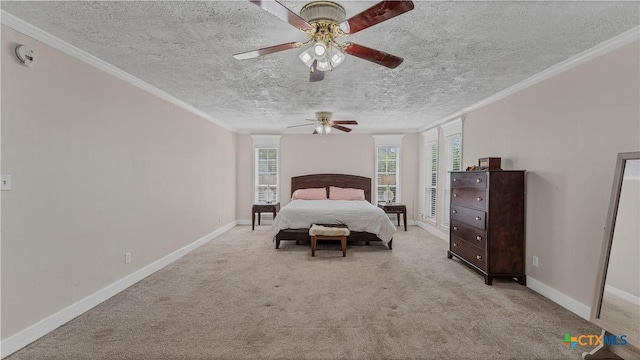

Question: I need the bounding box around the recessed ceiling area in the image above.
[2,1,638,133]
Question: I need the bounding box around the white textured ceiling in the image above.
[2,1,639,133]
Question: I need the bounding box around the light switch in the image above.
[1,175,12,191]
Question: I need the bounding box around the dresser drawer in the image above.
[451,205,486,230]
[451,220,487,249]
[451,172,487,189]
[450,238,487,271]
[452,188,487,211]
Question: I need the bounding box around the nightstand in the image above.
[252,202,280,230]
[378,203,407,231]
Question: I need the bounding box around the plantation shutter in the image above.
[423,128,438,222]
[441,119,463,227]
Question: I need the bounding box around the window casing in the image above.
[252,135,281,204]
[441,120,463,228]
[254,148,278,203]
[376,146,399,203]
[374,135,403,205]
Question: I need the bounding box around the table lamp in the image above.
[381,175,396,204]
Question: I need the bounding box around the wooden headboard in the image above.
[291,174,372,203]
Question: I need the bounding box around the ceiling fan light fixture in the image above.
[316,58,331,71]
[235,1,415,81]
[299,47,315,67]
[329,46,345,66]
[316,125,323,133]
[313,41,327,57]
[324,125,332,134]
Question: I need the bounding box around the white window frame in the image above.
[374,135,403,205]
[423,128,438,224]
[440,119,463,228]
[251,135,281,204]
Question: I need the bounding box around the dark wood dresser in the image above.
[447,170,526,285]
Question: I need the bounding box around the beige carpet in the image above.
[7,226,601,360]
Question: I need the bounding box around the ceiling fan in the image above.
[233,0,415,82]
[287,111,358,135]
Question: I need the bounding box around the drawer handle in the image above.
[452,210,458,214]
[476,178,482,183]
[453,193,459,198]
[476,255,482,260]
[453,242,458,247]
[453,226,458,231]
[476,235,482,241]
[475,216,482,221]
[477,197,483,202]
[453,178,458,182]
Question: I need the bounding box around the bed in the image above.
[272,174,396,250]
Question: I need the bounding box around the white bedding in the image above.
[271,200,396,243]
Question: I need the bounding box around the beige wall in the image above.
[399,133,419,222]
[427,40,639,307]
[236,134,255,221]
[1,26,237,339]
[235,133,419,221]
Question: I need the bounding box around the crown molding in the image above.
[420,26,640,133]
[1,10,236,133]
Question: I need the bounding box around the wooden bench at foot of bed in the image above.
[274,229,392,250]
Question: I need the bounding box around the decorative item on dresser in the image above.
[447,168,526,285]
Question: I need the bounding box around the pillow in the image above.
[291,187,327,200]
[329,186,366,201]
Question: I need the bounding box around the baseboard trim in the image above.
[527,276,591,321]
[415,221,448,242]
[0,221,237,359]
[605,284,640,306]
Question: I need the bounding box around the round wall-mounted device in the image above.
[15,45,36,67]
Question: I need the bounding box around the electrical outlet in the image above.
[1,174,11,191]
[532,256,539,268]
[125,252,131,264]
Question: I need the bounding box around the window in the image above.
[255,148,278,203]
[374,135,403,204]
[441,119,463,227]
[252,135,281,204]
[376,146,399,203]
[423,128,438,223]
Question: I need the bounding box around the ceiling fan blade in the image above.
[332,120,358,125]
[233,42,302,60]
[250,0,315,32]
[331,124,353,133]
[341,1,414,35]
[287,123,315,128]
[309,60,325,82]
[343,42,404,69]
